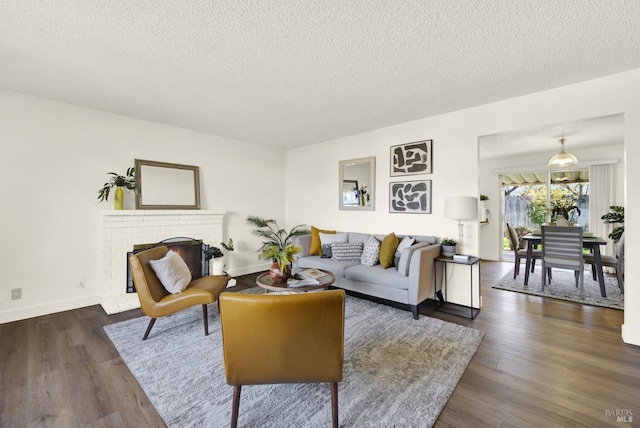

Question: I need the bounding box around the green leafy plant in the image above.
[601,205,624,242]
[97,167,137,202]
[514,226,532,239]
[551,196,581,222]
[528,204,548,226]
[246,216,310,271]
[441,238,457,246]
[204,238,234,260]
[480,194,489,201]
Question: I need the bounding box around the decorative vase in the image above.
[269,262,291,284]
[114,186,124,210]
[360,194,366,206]
[556,215,570,226]
[210,257,225,276]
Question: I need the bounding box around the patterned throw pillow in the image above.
[331,242,364,262]
[321,244,333,258]
[361,235,381,267]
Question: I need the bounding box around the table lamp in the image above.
[444,196,478,253]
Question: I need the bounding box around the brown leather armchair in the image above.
[219,290,345,428]
[128,246,229,340]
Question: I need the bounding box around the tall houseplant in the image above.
[601,205,624,242]
[246,215,310,282]
[97,167,137,210]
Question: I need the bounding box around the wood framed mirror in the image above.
[135,159,201,210]
[339,157,375,211]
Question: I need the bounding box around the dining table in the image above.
[522,233,608,297]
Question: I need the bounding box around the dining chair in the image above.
[219,290,345,428]
[129,246,229,340]
[506,223,541,279]
[585,234,624,293]
[541,226,584,297]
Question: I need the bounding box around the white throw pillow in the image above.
[394,236,415,267]
[361,235,381,267]
[149,250,192,294]
[319,232,348,246]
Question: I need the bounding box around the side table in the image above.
[434,256,481,319]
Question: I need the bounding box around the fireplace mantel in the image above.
[99,210,225,314]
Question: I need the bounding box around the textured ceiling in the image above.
[1,1,640,149]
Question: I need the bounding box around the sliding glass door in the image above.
[501,168,589,259]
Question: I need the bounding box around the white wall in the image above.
[478,144,625,261]
[0,89,283,323]
[286,69,640,346]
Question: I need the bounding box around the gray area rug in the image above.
[104,293,484,427]
[493,268,624,310]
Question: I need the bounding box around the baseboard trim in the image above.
[621,324,640,347]
[0,295,99,324]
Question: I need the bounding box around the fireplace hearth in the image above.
[126,237,210,293]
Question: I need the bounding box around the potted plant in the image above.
[204,238,234,275]
[551,197,581,225]
[246,215,310,283]
[479,194,490,222]
[441,238,457,257]
[97,167,137,210]
[528,204,548,233]
[601,205,624,242]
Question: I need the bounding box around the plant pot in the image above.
[269,262,292,284]
[210,257,225,276]
[442,245,456,257]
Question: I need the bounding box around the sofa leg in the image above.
[409,304,419,320]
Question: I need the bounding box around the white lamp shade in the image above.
[444,196,478,220]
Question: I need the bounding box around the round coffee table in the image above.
[256,269,336,294]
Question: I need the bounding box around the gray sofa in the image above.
[293,232,441,319]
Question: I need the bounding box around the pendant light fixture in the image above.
[548,138,578,167]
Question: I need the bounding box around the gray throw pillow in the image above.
[331,242,364,262]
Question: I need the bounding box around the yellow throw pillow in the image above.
[310,226,336,255]
[379,232,399,269]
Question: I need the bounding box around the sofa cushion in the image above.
[397,242,432,276]
[331,242,364,261]
[310,226,335,255]
[380,232,399,268]
[297,255,359,277]
[394,236,416,267]
[320,232,348,247]
[360,235,380,267]
[348,232,370,244]
[344,264,409,290]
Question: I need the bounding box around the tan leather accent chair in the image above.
[128,245,229,340]
[219,290,346,428]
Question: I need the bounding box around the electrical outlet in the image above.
[11,288,22,300]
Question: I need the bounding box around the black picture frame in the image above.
[389,180,432,214]
[390,140,432,176]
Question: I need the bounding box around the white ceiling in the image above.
[1,1,640,149]
[478,113,625,160]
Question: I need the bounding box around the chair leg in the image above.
[541,265,546,291]
[142,318,156,341]
[616,269,624,293]
[591,264,597,280]
[202,304,209,336]
[231,385,241,428]
[531,259,536,272]
[331,382,339,428]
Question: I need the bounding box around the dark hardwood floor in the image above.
[1,262,638,427]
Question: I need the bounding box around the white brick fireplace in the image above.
[99,210,224,314]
